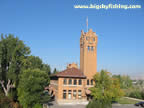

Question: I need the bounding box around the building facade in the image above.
[48,29,98,103]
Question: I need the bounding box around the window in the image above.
[73,90,77,99]
[91,46,94,51]
[69,79,72,85]
[74,79,77,85]
[68,90,72,99]
[91,79,93,85]
[78,90,82,99]
[79,79,82,85]
[87,79,89,85]
[88,46,90,51]
[86,36,89,40]
[63,78,67,85]
[63,90,67,99]
[93,38,95,41]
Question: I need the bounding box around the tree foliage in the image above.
[90,70,124,102]
[22,56,43,69]
[0,34,51,107]
[0,34,30,96]
[22,55,51,75]
[0,34,30,81]
[18,69,49,108]
[53,68,58,74]
[112,75,132,89]
[42,64,51,75]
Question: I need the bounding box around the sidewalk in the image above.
[124,97,144,102]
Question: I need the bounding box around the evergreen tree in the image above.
[53,68,58,74]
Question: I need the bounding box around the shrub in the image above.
[0,91,13,108]
[0,90,22,108]
[129,90,142,99]
[33,103,42,108]
[141,91,144,100]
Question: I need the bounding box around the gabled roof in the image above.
[51,68,86,78]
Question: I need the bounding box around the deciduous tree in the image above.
[18,69,49,108]
[112,75,132,89]
[0,34,30,96]
[90,70,124,102]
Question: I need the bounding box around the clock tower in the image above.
[80,29,98,80]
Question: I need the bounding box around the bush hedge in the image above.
[128,90,144,100]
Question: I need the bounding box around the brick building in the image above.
[48,29,98,103]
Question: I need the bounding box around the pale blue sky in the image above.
[0,0,144,77]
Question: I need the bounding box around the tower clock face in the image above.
[86,37,94,44]
[90,37,95,42]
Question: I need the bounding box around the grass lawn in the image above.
[117,97,139,104]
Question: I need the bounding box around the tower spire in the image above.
[86,17,88,32]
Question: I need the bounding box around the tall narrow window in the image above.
[93,38,95,41]
[86,36,89,40]
[78,90,82,99]
[63,90,67,99]
[69,79,72,85]
[91,79,93,85]
[74,79,77,85]
[91,46,94,51]
[88,46,90,51]
[73,90,77,99]
[87,79,89,85]
[79,79,82,85]
[68,90,72,99]
[63,78,67,85]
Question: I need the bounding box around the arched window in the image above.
[69,79,72,85]
[74,79,77,85]
[87,79,89,85]
[79,79,82,85]
[88,46,90,51]
[63,78,67,85]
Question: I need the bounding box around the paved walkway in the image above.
[46,101,138,108]
[124,97,144,102]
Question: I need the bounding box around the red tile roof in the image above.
[51,68,86,78]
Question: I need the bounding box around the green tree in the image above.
[0,34,30,96]
[112,75,132,89]
[42,64,51,75]
[22,56,43,70]
[22,55,51,75]
[53,68,58,74]
[90,70,124,102]
[18,69,49,108]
